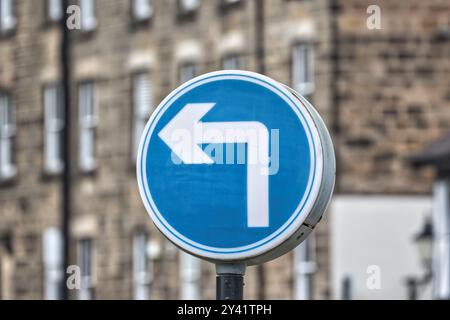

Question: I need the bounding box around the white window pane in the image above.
[133,0,152,20]
[293,235,316,300]
[0,138,16,179]
[179,64,196,84]
[0,0,16,32]
[133,73,152,116]
[180,0,199,12]
[133,232,150,300]
[44,86,64,174]
[180,251,200,299]
[45,86,64,131]
[48,0,63,21]
[132,73,152,160]
[0,94,15,137]
[223,55,244,70]
[78,239,94,300]
[80,128,96,171]
[79,83,97,172]
[79,83,95,123]
[293,44,315,96]
[43,228,63,300]
[80,0,97,31]
[133,119,145,161]
[0,94,16,180]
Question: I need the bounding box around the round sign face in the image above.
[137,70,335,265]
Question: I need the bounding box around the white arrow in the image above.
[158,103,269,228]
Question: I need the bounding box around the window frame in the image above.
[131,71,153,163]
[42,228,63,300]
[178,62,197,84]
[0,0,17,35]
[293,233,317,300]
[222,54,245,70]
[132,230,151,300]
[46,0,63,23]
[79,0,97,32]
[291,42,315,98]
[131,0,153,23]
[177,0,200,19]
[0,92,17,183]
[43,84,64,175]
[78,81,98,173]
[179,251,201,299]
[219,0,242,11]
[77,238,95,300]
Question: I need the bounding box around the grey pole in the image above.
[216,263,246,300]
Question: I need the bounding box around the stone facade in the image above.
[0,0,449,300]
[334,0,450,194]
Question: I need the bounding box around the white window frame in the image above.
[179,63,197,84]
[0,0,16,33]
[132,0,153,21]
[179,0,199,14]
[78,82,97,172]
[44,85,64,174]
[132,72,152,161]
[133,231,151,300]
[43,228,63,300]
[47,0,63,22]
[293,234,317,300]
[78,238,95,300]
[222,54,244,70]
[80,0,97,31]
[179,251,201,299]
[0,93,17,182]
[292,43,315,97]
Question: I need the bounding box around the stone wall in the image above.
[1,0,448,300]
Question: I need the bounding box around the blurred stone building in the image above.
[0,0,449,300]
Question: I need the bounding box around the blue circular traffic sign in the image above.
[137,71,335,264]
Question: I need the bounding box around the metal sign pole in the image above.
[216,263,246,300]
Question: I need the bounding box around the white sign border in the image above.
[136,70,324,262]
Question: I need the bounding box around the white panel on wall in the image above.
[331,196,432,300]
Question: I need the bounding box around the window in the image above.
[133,231,151,300]
[222,55,244,70]
[0,0,16,33]
[44,85,64,174]
[132,73,152,161]
[0,232,13,299]
[80,0,97,31]
[78,82,97,172]
[47,0,63,22]
[223,0,240,4]
[179,63,197,84]
[43,228,63,300]
[292,43,315,97]
[0,94,16,182]
[78,239,94,300]
[179,0,199,14]
[132,0,152,21]
[179,251,200,299]
[293,235,316,300]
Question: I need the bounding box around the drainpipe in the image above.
[254,0,266,300]
[330,0,341,194]
[60,0,72,300]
